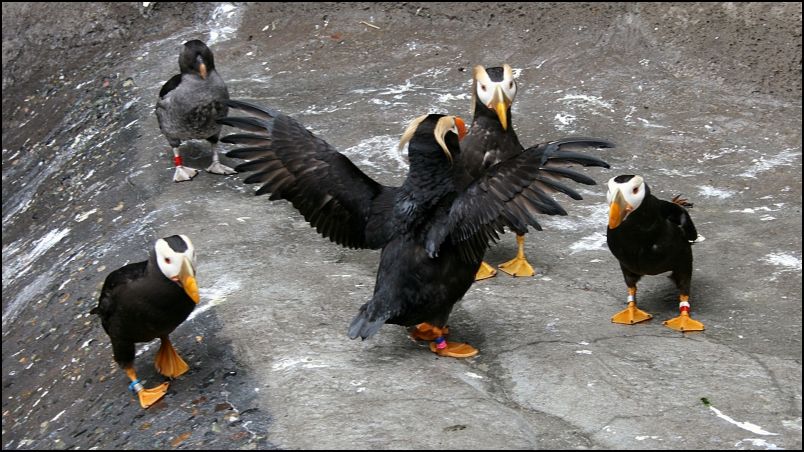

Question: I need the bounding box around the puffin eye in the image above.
[480,84,487,92]
[165,257,172,264]
[633,187,639,195]
[509,81,514,89]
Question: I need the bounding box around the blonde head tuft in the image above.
[397,115,458,164]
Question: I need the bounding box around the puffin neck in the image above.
[404,139,457,195]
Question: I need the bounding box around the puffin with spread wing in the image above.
[221,101,610,357]
[460,64,602,280]
[606,175,704,331]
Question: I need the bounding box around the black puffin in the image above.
[155,40,235,182]
[220,100,611,357]
[91,235,200,408]
[460,64,596,280]
[606,175,704,331]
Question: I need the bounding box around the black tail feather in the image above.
[347,304,387,340]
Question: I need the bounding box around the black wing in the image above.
[159,74,183,99]
[220,100,391,249]
[426,138,613,261]
[91,261,147,317]
[660,198,698,242]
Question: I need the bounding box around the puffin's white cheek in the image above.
[477,88,492,106]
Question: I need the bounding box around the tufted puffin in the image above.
[606,175,704,331]
[91,235,200,408]
[460,64,605,280]
[156,40,235,182]
[220,100,610,357]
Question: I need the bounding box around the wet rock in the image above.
[169,432,191,447]
[214,402,233,412]
[223,412,240,425]
[211,421,222,434]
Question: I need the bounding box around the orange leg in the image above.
[154,337,189,378]
[663,295,704,332]
[410,323,449,341]
[611,287,653,325]
[498,235,535,277]
[125,367,168,409]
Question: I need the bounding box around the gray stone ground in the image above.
[2,2,801,450]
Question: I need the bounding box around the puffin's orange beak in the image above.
[454,117,467,141]
[608,189,632,229]
[175,257,200,303]
[198,62,208,80]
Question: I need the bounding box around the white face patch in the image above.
[607,175,646,211]
[155,235,196,280]
[474,64,517,108]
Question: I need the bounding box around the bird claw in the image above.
[663,311,704,332]
[137,382,169,409]
[611,302,653,325]
[173,166,198,182]
[498,256,535,277]
[205,161,237,175]
[474,261,497,280]
[429,341,478,358]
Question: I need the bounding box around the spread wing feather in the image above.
[426,138,613,261]
[220,100,391,249]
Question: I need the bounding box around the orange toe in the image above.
[429,341,478,358]
[137,382,169,409]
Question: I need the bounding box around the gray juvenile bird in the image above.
[156,40,234,182]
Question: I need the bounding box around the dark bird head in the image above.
[153,235,200,303]
[606,175,649,229]
[398,114,467,164]
[179,40,216,80]
[473,64,517,130]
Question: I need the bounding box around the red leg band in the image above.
[680,306,690,313]
[174,156,183,167]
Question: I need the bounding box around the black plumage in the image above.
[220,101,611,357]
[92,235,200,408]
[459,65,522,178]
[155,39,234,182]
[605,175,704,331]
